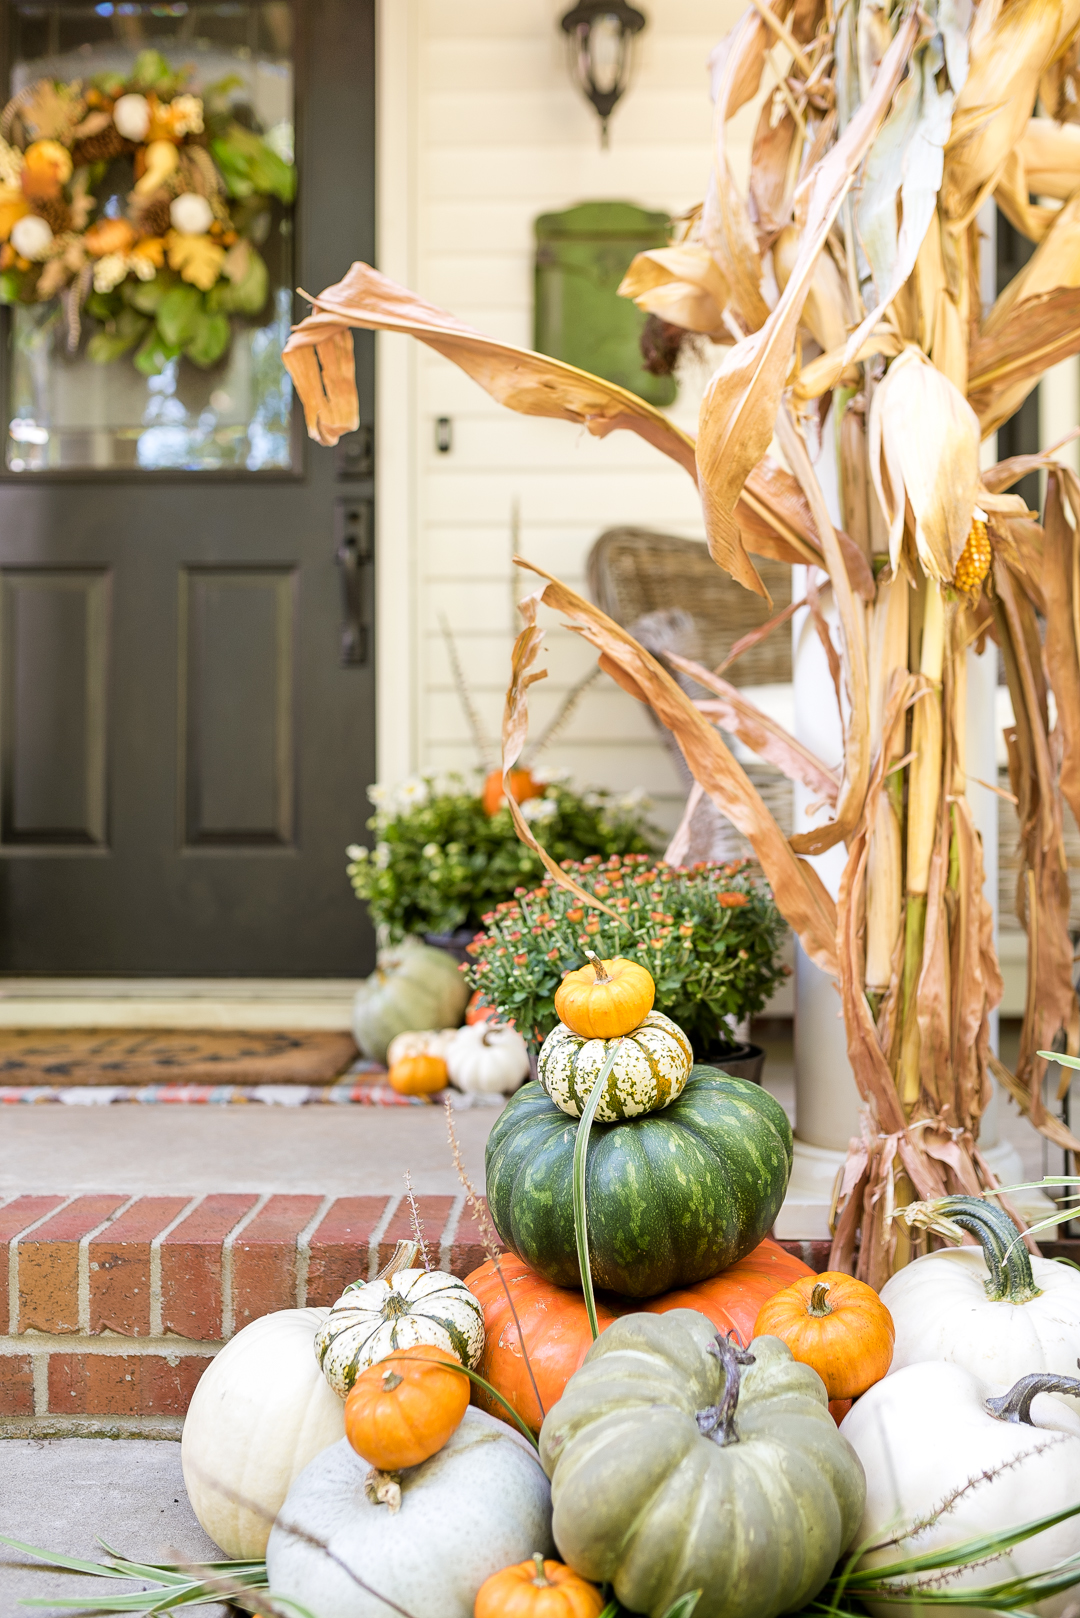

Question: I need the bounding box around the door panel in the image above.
[1,568,109,845]
[180,566,296,847]
[0,0,376,975]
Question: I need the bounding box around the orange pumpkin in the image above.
[475,1554,605,1618]
[387,1053,448,1096]
[754,1271,895,1400]
[466,1239,814,1433]
[344,1344,469,1470]
[482,767,543,817]
[553,952,655,1039]
[466,990,506,1026]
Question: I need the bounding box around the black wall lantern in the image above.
[560,2,647,147]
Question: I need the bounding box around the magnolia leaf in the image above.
[695,13,918,598]
[618,245,728,335]
[868,345,980,579]
[284,262,698,475]
[185,309,230,368]
[155,282,203,348]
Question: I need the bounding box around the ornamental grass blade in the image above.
[618,245,729,335]
[284,262,697,476]
[847,1496,1080,1588]
[868,345,980,580]
[511,557,839,976]
[695,12,917,597]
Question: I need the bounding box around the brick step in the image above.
[0,1189,837,1436]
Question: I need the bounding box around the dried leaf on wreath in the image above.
[514,556,840,977]
[7,79,86,144]
[284,262,698,477]
[695,13,918,598]
[165,229,225,292]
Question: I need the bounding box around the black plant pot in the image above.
[697,1039,766,1085]
[422,928,477,965]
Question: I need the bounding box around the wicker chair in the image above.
[586,526,793,863]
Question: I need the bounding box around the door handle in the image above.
[334,498,373,666]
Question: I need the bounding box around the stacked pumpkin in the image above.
[468,951,819,1432]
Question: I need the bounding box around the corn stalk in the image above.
[284,0,1080,1281]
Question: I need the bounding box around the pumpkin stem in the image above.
[584,948,611,984]
[531,1553,552,1587]
[808,1282,833,1317]
[381,1367,404,1391]
[373,1238,420,1286]
[937,1196,1042,1304]
[364,1469,402,1513]
[697,1332,756,1447]
[986,1363,1080,1425]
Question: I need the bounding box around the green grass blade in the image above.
[573,1039,623,1341]
[846,1496,1080,1586]
[660,1595,702,1618]
[0,1536,134,1579]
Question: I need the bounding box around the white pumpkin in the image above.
[446,1021,530,1094]
[881,1195,1080,1414]
[385,1026,459,1067]
[181,1307,344,1558]
[315,1267,484,1397]
[537,1009,693,1120]
[351,940,469,1062]
[842,1360,1080,1616]
[266,1409,553,1618]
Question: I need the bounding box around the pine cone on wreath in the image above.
[71,124,129,166]
[134,194,172,238]
[33,195,71,234]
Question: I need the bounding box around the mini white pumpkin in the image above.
[385,1026,458,1067]
[446,1021,530,1094]
[315,1267,484,1397]
[112,91,151,141]
[266,1409,553,1618]
[10,214,53,260]
[351,940,469,1063]
[169,191,214,236]
[881,1195,1080,1414]
[181,1307,345,1558]
[842,1359,1080,1616]
[537,1008,693,1120]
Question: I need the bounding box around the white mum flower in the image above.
[346,844,368,861]
[374,842,391,869]
[93,253,129,293]
[422,842,442,858]
[169,94,204,136]
[367,784,387,804]
[522,796,557,822]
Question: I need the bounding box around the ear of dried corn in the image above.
[286,0,1080,1278]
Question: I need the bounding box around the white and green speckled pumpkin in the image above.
[315,1268,485,1397]
[537,1009,693,1121]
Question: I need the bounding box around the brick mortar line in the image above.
[0,1331,224,1354]
[31,1349,48,1416]
[79,1195,138,1333]
[366,1195,401,1280]
[149,1194,203,1337]
[221,1193,269,1340]
[295,1195,333,1309]
[438,1192,467,1272]
[8,1196,76,1336]
[1,1414,184,1440]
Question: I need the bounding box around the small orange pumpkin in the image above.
[482,767,543,817]
[387,1053,448,1095]
[554,951,655,1039]
[475,1554,605,1618]
[754,1271,895,1400]
[344,1344,468,1470]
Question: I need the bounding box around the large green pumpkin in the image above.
[485,1066,792,1297]
[539,1312,866,1618]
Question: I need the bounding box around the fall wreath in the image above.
[0,50,295,374]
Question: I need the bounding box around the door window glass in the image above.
[3,1,294,471]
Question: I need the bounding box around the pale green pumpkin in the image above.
[351,940,469,1062]
[536,1009,692,1120]
[539,1311,866,1618]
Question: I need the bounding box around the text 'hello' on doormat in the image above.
[0,1028,359,1087]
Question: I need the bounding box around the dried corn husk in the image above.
[617,244,729,337]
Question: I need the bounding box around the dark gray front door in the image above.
[0,0,375,974]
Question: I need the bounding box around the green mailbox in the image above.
[534,200,675,406]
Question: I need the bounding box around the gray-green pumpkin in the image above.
[539,1312,866,1618]
[351,940,469,1063]
[485,1067,792,1297]
[537,1009,693,1120]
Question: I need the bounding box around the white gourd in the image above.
[351,941,468,1062]
[446,1021,530,1094]
[315,1267,484,1397]
[842,1360,1080,1617]
[181,1307,344,1558]
[266,1410,553,1618]
[537,1009,693,1120]
[880,1196,1080,1414]
[385,1026,459,1067]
